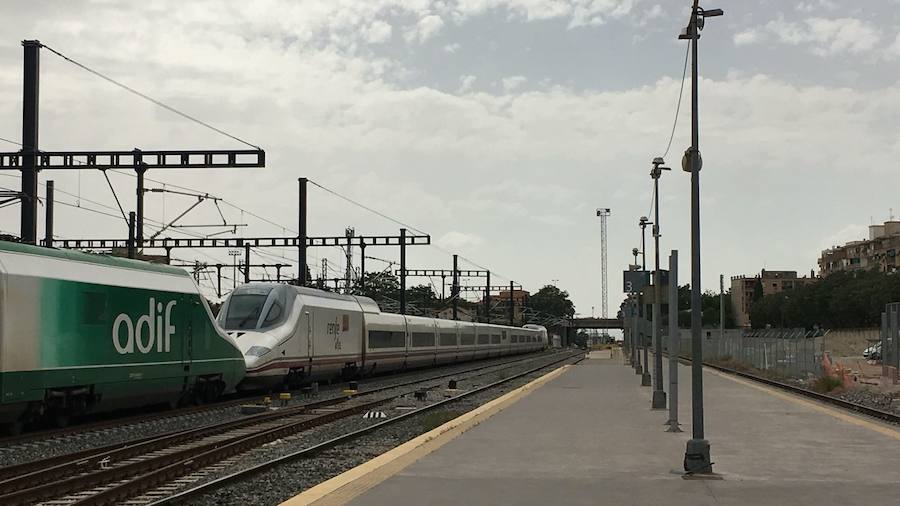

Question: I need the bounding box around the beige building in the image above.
[731,270,817,328]
[819,221,900,276]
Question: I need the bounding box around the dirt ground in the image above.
[824,332,877,357]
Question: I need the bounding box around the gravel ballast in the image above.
[0,353,550,468]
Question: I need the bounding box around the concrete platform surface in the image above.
[342,352,900,506]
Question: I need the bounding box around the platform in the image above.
[291,351,900,506]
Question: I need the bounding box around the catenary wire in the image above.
[40,43,262,150]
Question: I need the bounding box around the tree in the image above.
[353,271,400,301]
[749,270,900,329]
[528,285,575,319]
[406,284,440,312]
[675,284,735,328]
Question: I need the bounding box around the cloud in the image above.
[406,14,445,43]
[363,20,393,44]
[889,33,900,58]
[3,0,900,312]
[437,231,485,250]
[501,75,527,92]
[638,4,665,27]
[795,0,837,13]
[734,29,762,46]
[737,16,882,57]
[458,74,477,93]
[444,42,461,53]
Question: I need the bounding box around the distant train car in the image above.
[219,283,545,388]
[0,241,245,434]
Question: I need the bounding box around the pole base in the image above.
[651,390,667,409]
[666,422,683,433]
[634,363,643,375]
[641,372,651,386]
[684,438,713,474]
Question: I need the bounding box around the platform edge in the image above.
[281,363,574,506]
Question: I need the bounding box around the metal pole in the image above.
[508,281,515,326]
[244,244,251,283]
[21,40,40,244]
[684,0,712,474]
[642,291,651,386]
[633,294,641,373]
[651,170,666,408]
[639,224,651,386]
[452,255,459,320]
[360,242,366,291]
[127,212,136,259]
[298,177,307,285]
[720,274,725,340]
[399,228,407,315]
[216,264,222,298]
[44,180,54,247]
[485,271,491,323]
[134,152,145,247]
[667,250,682,431]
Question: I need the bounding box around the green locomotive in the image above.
[0,241,245,434]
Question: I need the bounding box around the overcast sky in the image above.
[2,0,900,316]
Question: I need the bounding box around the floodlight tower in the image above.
[596,208,611,322]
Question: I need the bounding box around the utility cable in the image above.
[100,170,128,226]
[0,136,21,147]
[661,42,690,160]
[40,43,262,150]
[308,179,428,236]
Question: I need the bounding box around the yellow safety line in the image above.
[709,369,900,441]
[281,364,574,506]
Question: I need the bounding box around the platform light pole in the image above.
[679,0,723,475]
[639,216,652,387]
[651,158,671,408]
[631,248,641,372]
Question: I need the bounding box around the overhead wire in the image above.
[40,43,262,150]
[661,42,691,160]
[308,179,427,236]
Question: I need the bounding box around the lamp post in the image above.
[651,158,671,408]
[679,0,723,476]
[631,248,641,372]
[639,217,652,387]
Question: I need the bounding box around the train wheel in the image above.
[0,421,23,436]
[51,413,71,428]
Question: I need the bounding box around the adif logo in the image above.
[112,298,176,354]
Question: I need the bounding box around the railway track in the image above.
[143,350,584,506]
[651,350,900,425]
[0,351,577,505]
[0,352,547,464]
[701,361,900,425]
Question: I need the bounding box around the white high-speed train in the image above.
[217,283,548,389]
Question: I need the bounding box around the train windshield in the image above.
[220,285,290,331]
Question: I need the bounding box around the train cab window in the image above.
[478,334,489,344]
[221,285,292,331]
[412,332,436,347]
[440,333,458,346]
[461,333,475,345]
[369,330,406,349]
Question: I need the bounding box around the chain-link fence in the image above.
[663,327,826,378]
[881,304,900,377]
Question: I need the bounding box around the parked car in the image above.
[863,342,882,360]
